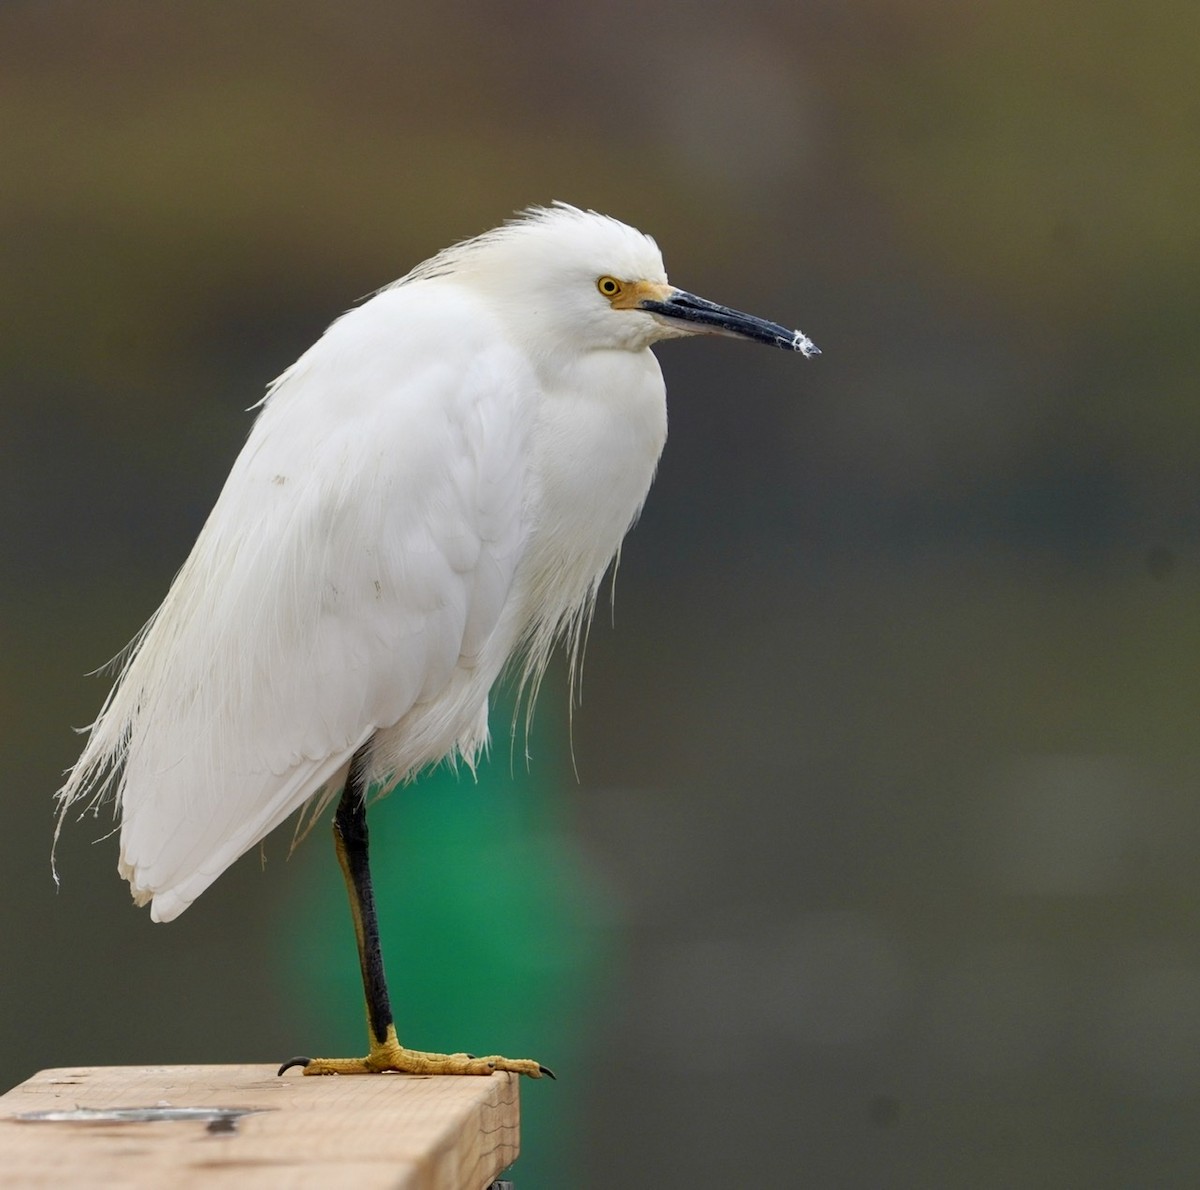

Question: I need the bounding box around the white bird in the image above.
[57,203,818,1078]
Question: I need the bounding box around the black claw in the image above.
[538,1065,557,1080]
[465,1053,477,1059]
[277,1056,312,1076]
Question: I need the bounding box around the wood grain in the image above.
[0,1064,519,1188]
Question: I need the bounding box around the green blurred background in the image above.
[4,1,1200,1185]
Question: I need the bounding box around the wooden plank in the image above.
[0,1064,519,1189]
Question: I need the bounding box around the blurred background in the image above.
[3,1,1199,1185]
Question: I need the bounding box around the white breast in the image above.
[371,342,668,781]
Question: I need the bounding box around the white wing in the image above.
[57,281,536,921]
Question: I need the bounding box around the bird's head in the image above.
[412,204,819,359]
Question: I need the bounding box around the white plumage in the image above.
[57,203,815,926]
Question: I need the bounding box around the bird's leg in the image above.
[279,746,550,1079]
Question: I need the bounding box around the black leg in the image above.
[333,744,394,1047]
[277,744,552,1078]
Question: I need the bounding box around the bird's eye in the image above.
[597,276,623,298]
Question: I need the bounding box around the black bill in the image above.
[641,289,819,357]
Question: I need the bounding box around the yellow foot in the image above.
[277,1025,552,1079]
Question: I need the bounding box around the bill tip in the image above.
[791,330,820,357]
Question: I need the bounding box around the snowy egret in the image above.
[57,203,818,1078]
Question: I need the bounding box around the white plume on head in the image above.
[396,203,666,291]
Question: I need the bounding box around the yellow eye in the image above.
[597,276,623,298]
